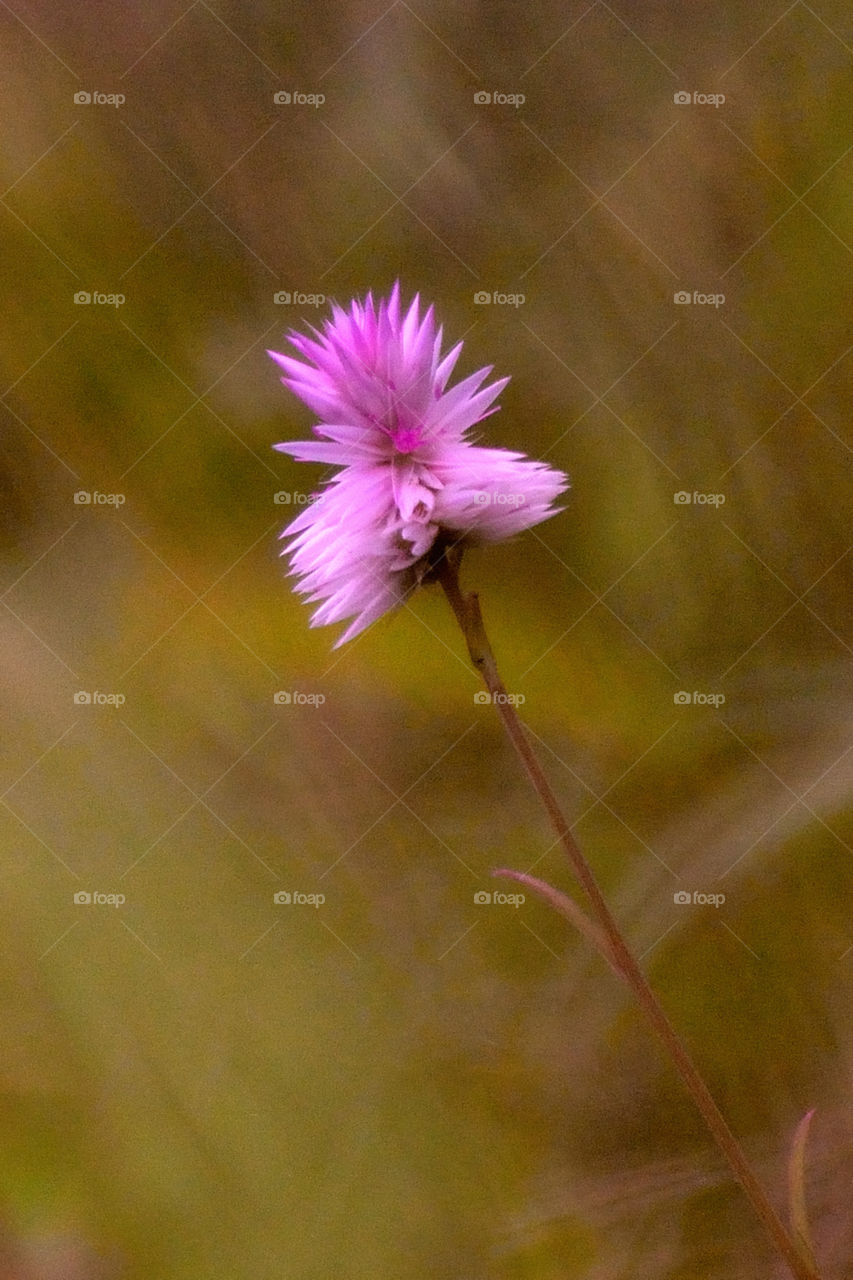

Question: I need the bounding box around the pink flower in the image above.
[269,283,568,646]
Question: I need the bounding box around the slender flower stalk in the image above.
[436,549,822,1280]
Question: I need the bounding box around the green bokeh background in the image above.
[1,3,852,1277]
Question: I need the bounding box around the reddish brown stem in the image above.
[437,553,821,1280]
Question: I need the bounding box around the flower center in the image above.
[366,409,424,455]
[390,425,422,454]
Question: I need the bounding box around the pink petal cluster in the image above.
[269,283,567,646]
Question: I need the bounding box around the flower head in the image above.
[269,282,567,646]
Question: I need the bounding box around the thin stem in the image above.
[437,553,821,1280]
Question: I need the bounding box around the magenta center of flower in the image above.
[390,425,423,454]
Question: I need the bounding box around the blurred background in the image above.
[1,2,852,1277]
